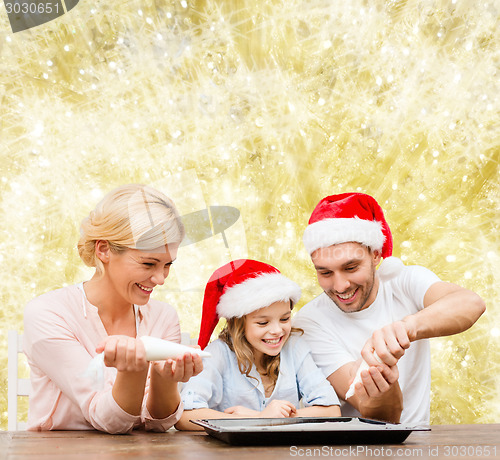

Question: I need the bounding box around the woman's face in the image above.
[103,243,178,306]
[244,301,292,363]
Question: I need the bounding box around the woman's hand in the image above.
[150,352,203,383]
[96,335,148,373]
[96,336,149,416]
[260,400,297,418]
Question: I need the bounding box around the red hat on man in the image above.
[303,193,403,278]
[197,259,301,350]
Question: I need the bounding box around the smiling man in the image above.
[293,193,485,425]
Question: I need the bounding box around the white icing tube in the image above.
[345,352,382,400]
[140,336,211,360]
[83,336,210,390]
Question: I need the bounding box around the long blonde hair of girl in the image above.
[219,305,302,391]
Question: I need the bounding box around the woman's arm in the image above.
[146,353,203,419]
[97,336,150,416]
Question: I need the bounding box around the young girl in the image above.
[176,259,340,430]
[23,184,203,433]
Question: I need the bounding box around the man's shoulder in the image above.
[381,263,441,292]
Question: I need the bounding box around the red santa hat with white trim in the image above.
[303,193,403,278]
[197,259,301,350]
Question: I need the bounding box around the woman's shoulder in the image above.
[24,285,84,335]
[25,284,82,315]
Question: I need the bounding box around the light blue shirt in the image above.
[181,334,339,411]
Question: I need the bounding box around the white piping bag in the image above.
[345,352,382,400]
[84,336,211,390]
[140,336,211,360]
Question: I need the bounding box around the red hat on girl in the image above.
[197,259,301,350]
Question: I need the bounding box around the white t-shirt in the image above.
[293,264,440,425]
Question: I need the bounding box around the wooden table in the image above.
[1,424,499,459]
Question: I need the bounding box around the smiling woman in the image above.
[23,184,203,434]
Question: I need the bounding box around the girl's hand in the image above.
[260,400,297,418]
[96,335,148,373]
[151,352,203,383]
[224,406,260,417]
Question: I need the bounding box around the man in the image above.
[293,193,485,425]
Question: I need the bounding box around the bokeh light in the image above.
[0,0,498,429]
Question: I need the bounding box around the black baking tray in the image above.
[191,417,429,446]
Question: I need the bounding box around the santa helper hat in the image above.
[198,259,301,350]
[303,192,404,279]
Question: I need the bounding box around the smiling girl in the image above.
[23,184,202,433]
[175,259,340,430]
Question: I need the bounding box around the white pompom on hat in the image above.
[197,259,301,349]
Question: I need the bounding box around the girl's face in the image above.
[244,301,292,362]
[102,243,178,306]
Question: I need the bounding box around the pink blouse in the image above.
[23,284,183,434]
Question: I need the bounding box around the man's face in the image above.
[311,242,381,313]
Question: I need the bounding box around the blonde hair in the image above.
[219,304,303,391]
[78,184,185,277]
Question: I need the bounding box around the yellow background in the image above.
[0,0,498,429]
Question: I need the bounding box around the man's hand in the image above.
[351,360,400,402]
[361,320,412,367]
[329,357,403,424]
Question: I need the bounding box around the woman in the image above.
[24,184,202,433]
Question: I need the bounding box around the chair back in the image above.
[8,330,32,431]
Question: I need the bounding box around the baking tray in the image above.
[191,417,429,446]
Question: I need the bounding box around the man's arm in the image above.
[327,360,403,423]
[362,282,485,367]
[405,282,485,341]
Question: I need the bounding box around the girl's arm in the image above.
[294,405,341,417]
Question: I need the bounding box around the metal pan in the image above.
[191,417,429,446]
